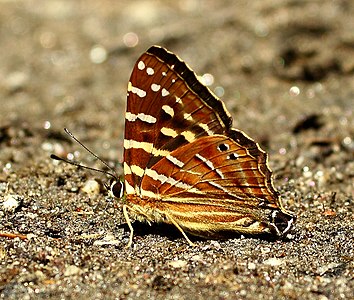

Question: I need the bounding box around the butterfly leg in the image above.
[122,204,134,248]
[164,212,196,246]
[123,205,195,247]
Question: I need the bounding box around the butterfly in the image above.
[106,45,295,247]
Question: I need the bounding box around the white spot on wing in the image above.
[127,82,132,91]
[124,139,170,156]
[182,169,200,175]
[215,169,225,180]
[208,181,243,200]
[166,155,184,168]
[124,139,153,153]
[125,180,135,195]
[195,154,225,179]
[161,127,178,138]
[126,112,157,124]
[137,61,145,70]
[161,88,170,97]
[146,67,154,75]
[162,105,174,117]
[196,153,213,169]
[181,131,195,142]
[151,83,161,92]
[199,123,214,135]
[123,162,132,175]
[183,113,193,121]
[128,82,146,98]
[209,181,225,191]
[175,96,182,103]
[162,71,167,76]
[130,164,145,177]
[133,87,146,98]
[151,148,170,156]
[145,169,199,192]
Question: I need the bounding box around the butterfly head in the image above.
[108,179,125,199]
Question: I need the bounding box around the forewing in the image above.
[124,46,232,193]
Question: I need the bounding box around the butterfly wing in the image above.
[139,132,292,236]
[124,46,232,193]
[123,46,295,238]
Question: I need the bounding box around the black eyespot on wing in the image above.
[227,153,238,160]
[217,143,229,151]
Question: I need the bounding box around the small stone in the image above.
[5,71,28,91]
[261,247,271,254]
[0,246,7,260]
[81,179,100,195]
[93,234,120,246]
[263,257,284,267]
[26,234,36,240]
[34,270,46,280]
[190,254,202,261]
[168,259,188,268]
[316,262,342,276]
[210,240,221,249]
[64,265,82,277]
[2,194,22,212]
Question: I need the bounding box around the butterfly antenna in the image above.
[50,154,117,180]
[51,128,119,180]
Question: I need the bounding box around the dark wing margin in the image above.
[147,46,233,130]
[228,129,280,199]
[147,46,280,200]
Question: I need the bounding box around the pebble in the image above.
[5,71,28,91]
[263,257,284,267]
[2,194,22,212]
[93,234,120,246]
[81,179,101,195]
[64,265,82,277]
[168,260,188,268]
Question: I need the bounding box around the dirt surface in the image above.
[0,1,353,299]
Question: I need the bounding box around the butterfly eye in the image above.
[217,143,229,151]
[227,153,238,160]
[110,181,124,198]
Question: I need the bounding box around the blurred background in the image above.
[0,1,353,299]
[1,1,352,167]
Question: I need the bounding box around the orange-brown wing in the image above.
[139,133,293,236]
[141,134,276,205]
[124,46,231,193]
[123,46,295,236]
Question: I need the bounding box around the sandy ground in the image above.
[0,1,353,299]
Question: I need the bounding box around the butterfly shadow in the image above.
[118,221,203,244]
[117,221,293,245]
